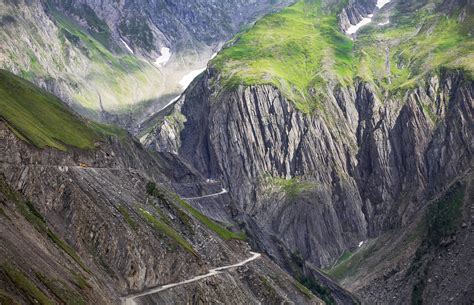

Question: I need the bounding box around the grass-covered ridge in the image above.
[213,0,353,113]
[355,2,474,91]
[138,208,198,256]
[0,69,127,151]
[174,195,246,241]
[212,0,473,113]
[146,182,245,241]
[0,69,99,150]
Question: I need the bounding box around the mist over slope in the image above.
[0,0,292,129]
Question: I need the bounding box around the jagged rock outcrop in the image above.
[145,65,473,301]
[339,0,377,31]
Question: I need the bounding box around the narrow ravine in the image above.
[122,252,262,305]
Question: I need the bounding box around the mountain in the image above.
[0,0,292,129]
[144,0,474,303]
[1,0,472,303]
[0,69,333,304]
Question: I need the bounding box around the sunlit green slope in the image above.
[212,0,473,113]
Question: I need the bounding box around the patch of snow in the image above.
[358,241,365,247]
[155,47,171,67]
[160,95,181,111]
[376,0,391,9]
[345,0,391,36]
[179,68,206,89]
[346,14,373,35]
[120,38,134,54]
[378,20,390,26]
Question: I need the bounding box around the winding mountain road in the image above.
[122,252,261,305]
[181,188,228,200]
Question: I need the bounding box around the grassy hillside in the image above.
[0,69,117,151]
[212,0,473,113]
[213,0,353,113]
[355,1,474,91]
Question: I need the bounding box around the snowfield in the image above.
[346,0,391,35]
[179,68,206,89]
[377,0,391,9]
[120,38,134,54]
[155,47,171,67]
[346,14,373,35]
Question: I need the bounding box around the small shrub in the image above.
[426,182,464,247]
[146,182,157,196]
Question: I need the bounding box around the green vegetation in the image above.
[299,275,334,304]
[36,272,86,305]
[46,230,89,273]
[212,0,473,113]
[138,208,197,256]
[425,182,464,247]
[289,251,337,305]
[293,280,314,299]
[0,69,128,150]
[355,4,474,91]
[268,176,317,199]
[335,251,352,264]
[48,8,142,73]
[117,205,138,231]
[259,276,277,294]
[408,182,465,304]
[174,195,246,241]
[0,69,99,150]
[0,263,52,305]
[89,121,128,140]
[34,5,161,112]
[55,1,113,47]
[170,204,194,234]
[146,181,245,241]
[213,0,353,113]
[325,242,380,281]
[146,182,165,200]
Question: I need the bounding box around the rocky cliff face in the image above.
[339,0,376,31]
[146,66,472,262]
[143,0,474,301]
[145,57,472,304]
[0,117,327,304]
[0,68,332,304]
[48,0,293,57]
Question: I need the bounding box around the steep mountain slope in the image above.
[145,0,473,302]
[0,0,292,128]
[0,69,327,304]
